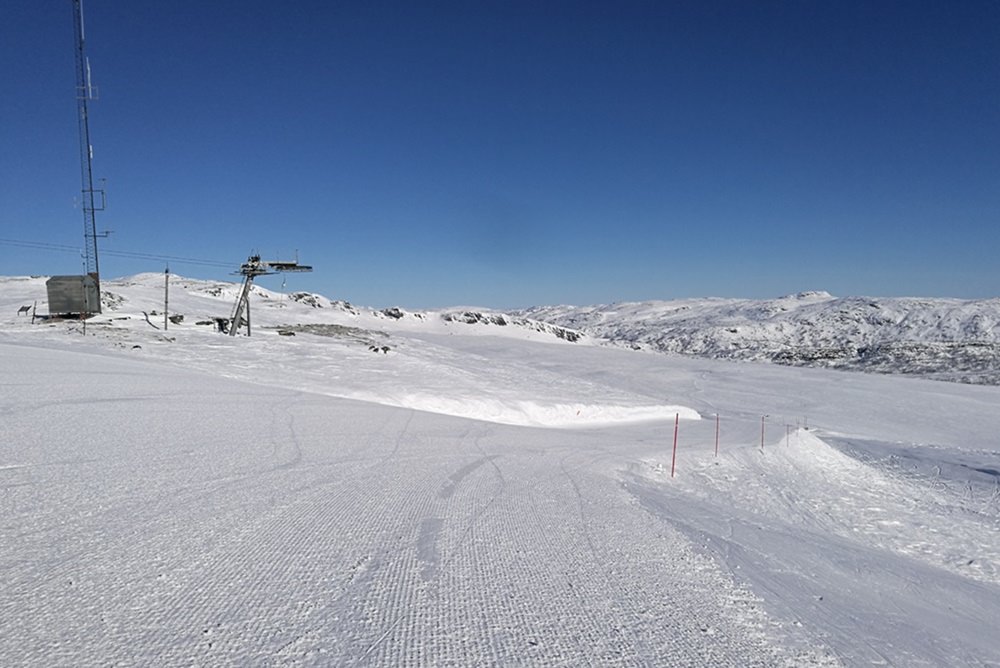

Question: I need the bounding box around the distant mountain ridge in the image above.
[5,274,999,384]
[518,293,1000,384]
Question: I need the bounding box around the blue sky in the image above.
[2,1,998,308]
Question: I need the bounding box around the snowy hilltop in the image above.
[7,274,1000,384]
[0,274,661,428]
[520,292,1000,384]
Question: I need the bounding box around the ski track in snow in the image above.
[0,344,828,666]
[2,274,1000,665]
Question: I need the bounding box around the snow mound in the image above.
[343,392,700,428]
[662,428,1000,587]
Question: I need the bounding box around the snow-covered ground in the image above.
[521,293,1000,384]
[1,274,998,665]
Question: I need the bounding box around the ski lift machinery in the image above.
[228,254,312,336]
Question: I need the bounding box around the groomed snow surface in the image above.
[2,275,999,666]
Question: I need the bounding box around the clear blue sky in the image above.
[2,1,998,308]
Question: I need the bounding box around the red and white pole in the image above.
[670,413,679,478]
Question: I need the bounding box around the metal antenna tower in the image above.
[72,0,105,305]
[229,254,313,336]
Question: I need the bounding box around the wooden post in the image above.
[164,266,169,330]
[670,413,679,478]
[714,414,720,458]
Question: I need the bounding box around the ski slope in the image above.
[1,274,998,665]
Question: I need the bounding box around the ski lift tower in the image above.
[229,254,312,336]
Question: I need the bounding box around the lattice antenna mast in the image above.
[73,0,104,295]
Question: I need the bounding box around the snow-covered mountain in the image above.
[9,274,1000,383]
[520,292,1000,384]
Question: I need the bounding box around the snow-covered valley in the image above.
[521,293,1000,385]
[1,274,998,665]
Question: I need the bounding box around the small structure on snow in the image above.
[46,275,100,318]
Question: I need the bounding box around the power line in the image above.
[102,249,232,268]
[0,238,80,253]
[0,237,233,269]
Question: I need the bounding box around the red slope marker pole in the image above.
[670,413,679,478]
[760,415,766,451]
[714,414,720,458]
